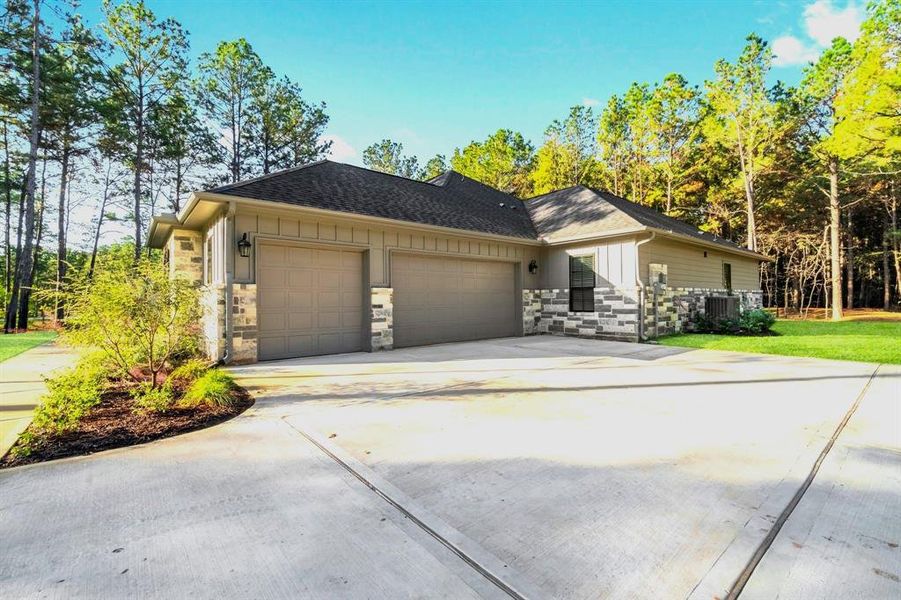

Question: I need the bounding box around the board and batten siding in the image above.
[230,207,541,288]
[541,237,638,289]
[637,238,760,289]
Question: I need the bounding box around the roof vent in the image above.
[499,202,506,207]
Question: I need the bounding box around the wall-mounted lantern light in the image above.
[237,233,252,258]
[528,259,539,274]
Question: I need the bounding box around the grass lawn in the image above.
[0,331,57,363]
[659,319,901,365]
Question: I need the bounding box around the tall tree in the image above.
[4,0,40,331]
[532,105,601,195]
[450,129,534,197]
[703,34,779,252]
[101,0,188,261]
[196,38,266,183]
[798,37,855,320]
[597,95,630,197]
[362,139,421,178]
[648,74,700,212]
[421,154,447,180]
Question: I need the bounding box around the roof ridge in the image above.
[209,160,329,193]
[523,184,587,202]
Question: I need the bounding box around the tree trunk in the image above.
[891,183,900,301]
[884,221,892,310]
[88,172,111,280]
[4,175,26,332]
[13,0,41,332]
[28,158,47,294]
[55,144,69,321]
[133,106,143,262]
[845,207,853,310]
[828,157,842,321]
[3,120,11,296]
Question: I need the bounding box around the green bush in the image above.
[168,359,210,385]
[64,259,202,387]
[740,309,776,334]
[181,369,236,408]
[131,382,176,413]
[31,354,107,434]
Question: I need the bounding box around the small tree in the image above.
[64,260,201,387]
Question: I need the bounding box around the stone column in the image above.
[166,230,203,285]
[231,283,258,363]
[370,287,393,351]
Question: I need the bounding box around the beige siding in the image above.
[232,206,541,288]
[638,238,760,289]
[542,237,638,289]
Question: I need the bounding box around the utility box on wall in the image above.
[649,263,668,291]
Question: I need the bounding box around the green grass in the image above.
[659,320,901,364]
[0,330,57,363]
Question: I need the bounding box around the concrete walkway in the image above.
[0,342,77,457]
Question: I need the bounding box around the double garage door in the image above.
[257,243,516,361]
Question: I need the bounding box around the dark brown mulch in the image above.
[0,386,254,469]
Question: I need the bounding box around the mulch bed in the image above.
[1,385,254,469]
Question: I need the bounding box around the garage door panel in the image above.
[392,254,516,348]
[258,243,364,361]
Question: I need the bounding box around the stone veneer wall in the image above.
[167,231,203,285]
[643,287,764,337]
[370,287,393,351]
[530,287,641,342]
[522,290,542,335]
[200,284,226,360]
[232,284,258,363]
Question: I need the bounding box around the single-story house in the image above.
[149,160,766,363]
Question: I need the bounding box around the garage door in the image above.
[392,254,517,348]
[257,243,364,360]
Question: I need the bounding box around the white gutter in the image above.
[222,200,236,364]
[634,231,656,341]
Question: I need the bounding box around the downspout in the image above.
[222,201,236,364]
[634,231,656,342]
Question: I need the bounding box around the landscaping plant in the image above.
[181,370,237,408]
[64,259,202,388]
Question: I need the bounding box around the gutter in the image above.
[634,231,656,341]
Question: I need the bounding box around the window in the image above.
[722,262,732,292]
[205,236,213,285]
[569,255,595,312]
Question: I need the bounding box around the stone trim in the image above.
[527,287,641,342]
[200,284,226,360]
[522,290,542,335]
[370,287,393,351]
[231,284,258,363]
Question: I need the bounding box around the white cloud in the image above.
[803,0,863,46]
[772,35,819,67]
[771,1,863,68]
[582,97,600,107]
[324,134,357,162]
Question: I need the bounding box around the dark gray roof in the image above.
[209,161,537,239]
[526,185,753,253]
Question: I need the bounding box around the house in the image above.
[148,160,766,363]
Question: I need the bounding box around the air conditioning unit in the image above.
[706,296,739,321]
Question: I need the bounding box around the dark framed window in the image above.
[569,255,595,312]
[722,262,732,292]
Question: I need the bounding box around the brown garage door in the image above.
[391,254,517,348]
[257,243,364,360]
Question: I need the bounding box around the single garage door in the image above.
[392,254,517,348]
[257,243,364,360]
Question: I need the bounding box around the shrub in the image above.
[168,359,210,386]
[181,370,236,408]
[64,259,202,388]
[31,354,107,434]
[740,309,776,334]
[132,383,176,413]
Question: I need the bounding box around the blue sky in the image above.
[76,0,864,164]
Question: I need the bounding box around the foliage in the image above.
[168,358,210,385]
[180,369,237,408]
[362,139,422,178]
[693,307,775,335]
[660,319,901,365]
[131,381,175,413]
[450,129,534,197]
[63,259,201,386]
[532,105,603,194]
[30,353,107,434]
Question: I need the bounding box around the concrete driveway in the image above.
[1,336,898,599]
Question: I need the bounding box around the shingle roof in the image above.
[209,161,538,239]
[526,185,752,253]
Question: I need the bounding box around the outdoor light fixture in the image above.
[237,233,252,258]
[528,259,538,274]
